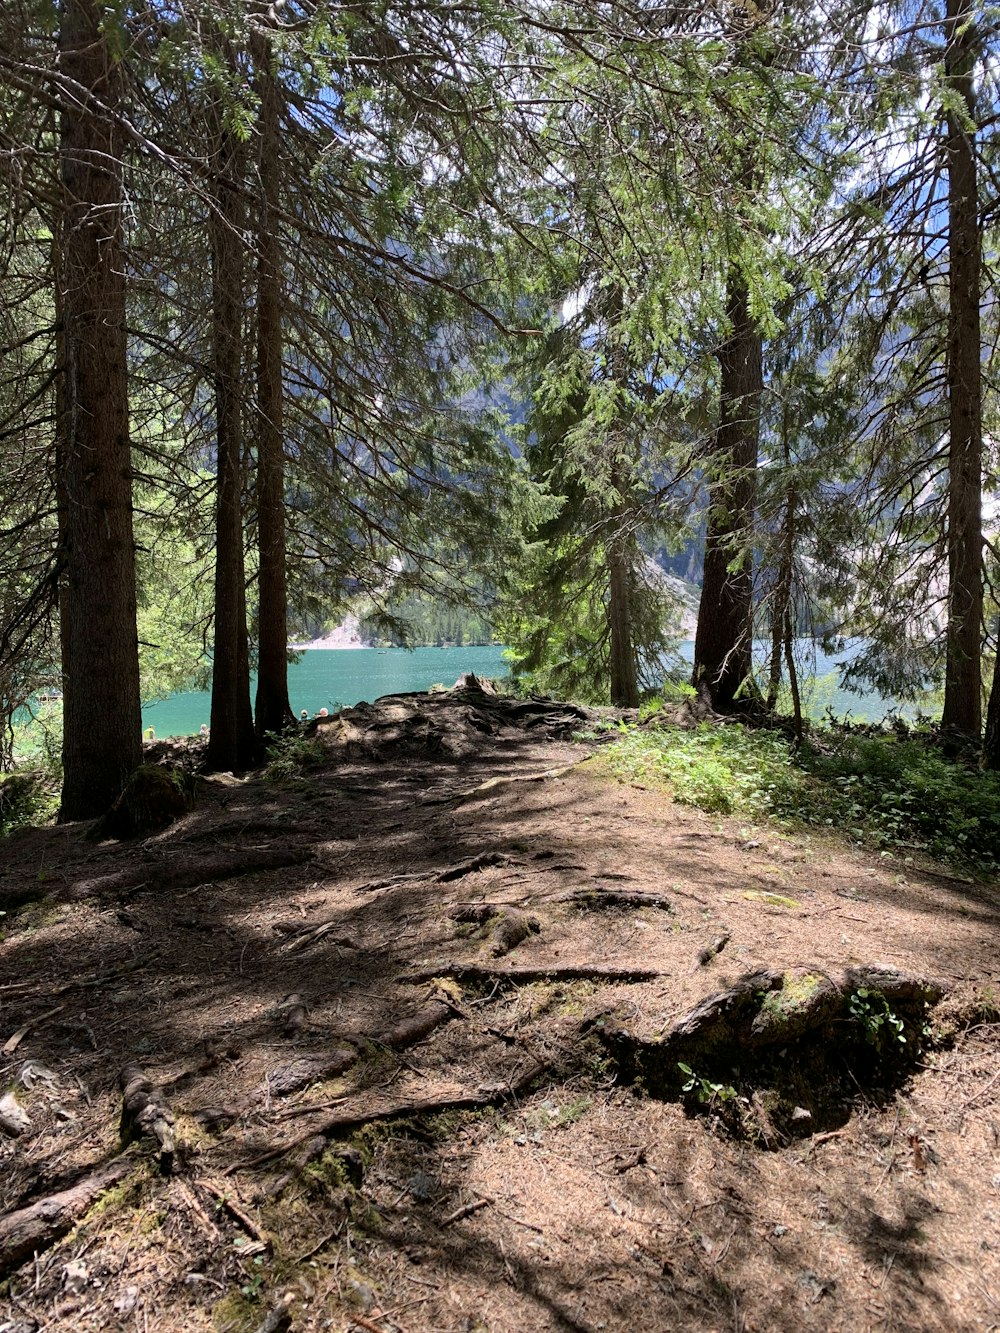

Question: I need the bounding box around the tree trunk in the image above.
[608,526,639,709]
[940,0,983,742]
[252,33,293,742]
[983,632,1000,769]
[692,273,762,713]
[766,403,795,716]
[57,0,141,819]
[206,122,255,773]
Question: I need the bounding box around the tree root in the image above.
[399,962,667,986]
[0,1157,134,1277]
[422,760,589,807]
[232,1059,548,1174]
[558,888,674,913]
[261,997,459,1101]
[64,847,313,902]
[120,1065,177,1173]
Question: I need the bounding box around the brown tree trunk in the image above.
[692,273,762,713]
[252,33,293,742]
[940,0,983,743]
[57,0,141,819]
[766,403,795,715]
[608,525,639,709]
[206,121,255,773]
[983,631,1000,768]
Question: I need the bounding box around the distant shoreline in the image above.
[290,635,368,650]
[289,636,500,651]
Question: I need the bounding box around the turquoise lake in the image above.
[135,640,918,739]
[141,645,511,738]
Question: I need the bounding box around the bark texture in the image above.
[607,528,639,709]
[252,33,294,742]
[206,117,255,773]
[941,0,983,741]
[692,274,762,713]
[57,0,142,818]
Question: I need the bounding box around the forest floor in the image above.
[2,680,1000,1333]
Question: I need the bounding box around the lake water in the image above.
[136,640,918,739]
[141,645,510,738]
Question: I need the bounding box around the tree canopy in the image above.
[0,0,997,799]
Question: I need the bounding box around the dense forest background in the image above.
[0,0,997,817]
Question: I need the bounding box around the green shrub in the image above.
[0,770,58,836]
[262,731,325,781]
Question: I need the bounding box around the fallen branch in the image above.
[196,1178,270,1247]
[442,1196,492,1226]
[0,1157,133,1277]
[2,1003,66,1056]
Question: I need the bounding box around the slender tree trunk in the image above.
[252,33,293,742]
[984,628,1000,768]
[57,0,141,819]
[692,272,762,713]
[940,0,983,742]
[608,523,639,709]
[206,123,255,773]
[766,404,795,715]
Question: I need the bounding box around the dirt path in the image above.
[1,683,999,1332]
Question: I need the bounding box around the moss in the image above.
[750,971,836,1044]
[741,890,802,910]
[81,1166,149,1221]
[212,1289,259,1332]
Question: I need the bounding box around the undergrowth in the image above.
[603,722,1000,871]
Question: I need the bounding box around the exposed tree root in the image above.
[380,998,460,1048]
[64,846,313,902]
[0,1157,134,1277]
[600,964,948,1140]
[233,1060,549,1174]
[264,1048,359,1099]
[451,904,541,956]
[260,998,458,1103]
[399,962,667,986]
[422,760,589,807]
[558,887,674,912]
[119,1065,178,1173]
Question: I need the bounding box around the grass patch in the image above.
[604,721,1000,872]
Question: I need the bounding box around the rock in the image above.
[0,1092,30,1137]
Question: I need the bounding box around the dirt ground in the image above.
[2,681,1000,1333]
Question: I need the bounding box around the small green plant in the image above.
[848,988,906,1049]
[262,731,325,781]
[237,1254,266,1302]
[677,1062,737,1106]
